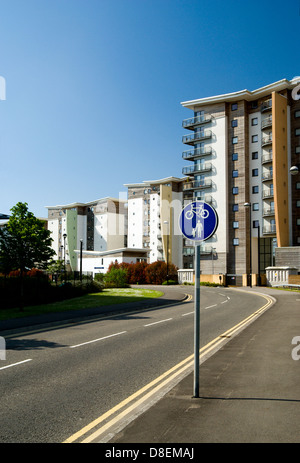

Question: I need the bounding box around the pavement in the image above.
[106,286,300,444]
[2,285,300,444]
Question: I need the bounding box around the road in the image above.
[0,286,267,443]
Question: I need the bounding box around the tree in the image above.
[0,202,55,308]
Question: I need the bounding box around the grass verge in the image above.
[0,288,164,321]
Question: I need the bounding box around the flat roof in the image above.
[181,77,300,109]
[124,176,186,188]
[45,197,126,210]
[73,248,147,256]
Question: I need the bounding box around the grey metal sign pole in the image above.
[194,244,201,398]
[179,201,218,399]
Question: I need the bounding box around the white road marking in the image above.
[181,311,194,316]
[70,331,127,349]
[205,304,217,310]
[0,359,32,371]
[144,318,173,327]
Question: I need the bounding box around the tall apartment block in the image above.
[181,77,300,283]
[125,177,184,269]
[46,197,128,272]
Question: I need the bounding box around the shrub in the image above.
[104,267,129,288]
[145,261,178,285]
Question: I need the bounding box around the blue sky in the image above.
[0,0,299,218]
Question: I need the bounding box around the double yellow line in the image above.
[63,352,195,443]
[63,293,274,444]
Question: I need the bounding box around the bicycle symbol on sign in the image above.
[185,203,209,220]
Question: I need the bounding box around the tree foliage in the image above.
[0,202,55,274]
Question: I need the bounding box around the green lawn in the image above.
[0,287,164,321]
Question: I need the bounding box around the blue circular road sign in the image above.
[179,201,218,242]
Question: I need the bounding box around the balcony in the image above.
[263,207,275,217]
[182,146,212,160]
[263,189,274,199]
[262,151,273,164]
[261,115,272,129]
[182,114,212,130]
[182,162,212,175]
[262,171,273,182]
[263,224,276,235]
[182,130,212,145]
[183,178,212,191]
[261,135,272,147]
[261,99,272,112]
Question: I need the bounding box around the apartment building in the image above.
[181,77,300,283]
[46,197,129,273]
[124,177,184,269]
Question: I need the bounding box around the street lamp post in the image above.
[80,239,83,283]
[63,233,67,281]
[244,202,252,287]
[163,220,169,285]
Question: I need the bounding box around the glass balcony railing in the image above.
[183,179,212,190]
[261,152,273,164]
[182,114,212,129]
[262,171,273,181]
[261,135,272,147]
[261,115,272,129]
[182,162,212,175]
[182,146,212,160]
[263,224,276,234]
[263,189,274,198]
[182,130,212,145]
[263,207,275,217]
[261,99,272,112]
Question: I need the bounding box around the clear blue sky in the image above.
[0,0,299,218]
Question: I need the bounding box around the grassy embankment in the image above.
[0,287,164,321]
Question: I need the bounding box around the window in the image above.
[295,128,300,136]
[233,238,239,246]
[252,168,259,177]
[252,117,258,126]
[295,110,300,118]
[232,187,239,195]
[253,220,260,228]
[297,183,300,190]
[297,200,300,207]
[231,103,238,111]
[232,153,238,161]
[296,146,300,154]
[252,185,259,194]
[253,203,259,211]
[251,101,258,109]
[232,136,238,144]
[252,135,258,143]
[233,221,239,228]
[297,219,300,226]
[252,151,258,160]
[232,119,238,127]
[232,170,238,178]
[233,204,239,212]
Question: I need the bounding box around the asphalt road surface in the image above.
[0,286,266,443]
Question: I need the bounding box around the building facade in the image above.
[46,197,128,272]
[181,77,300,282]
[125,177,184,269]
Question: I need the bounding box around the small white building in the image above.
[74,248,148,277]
